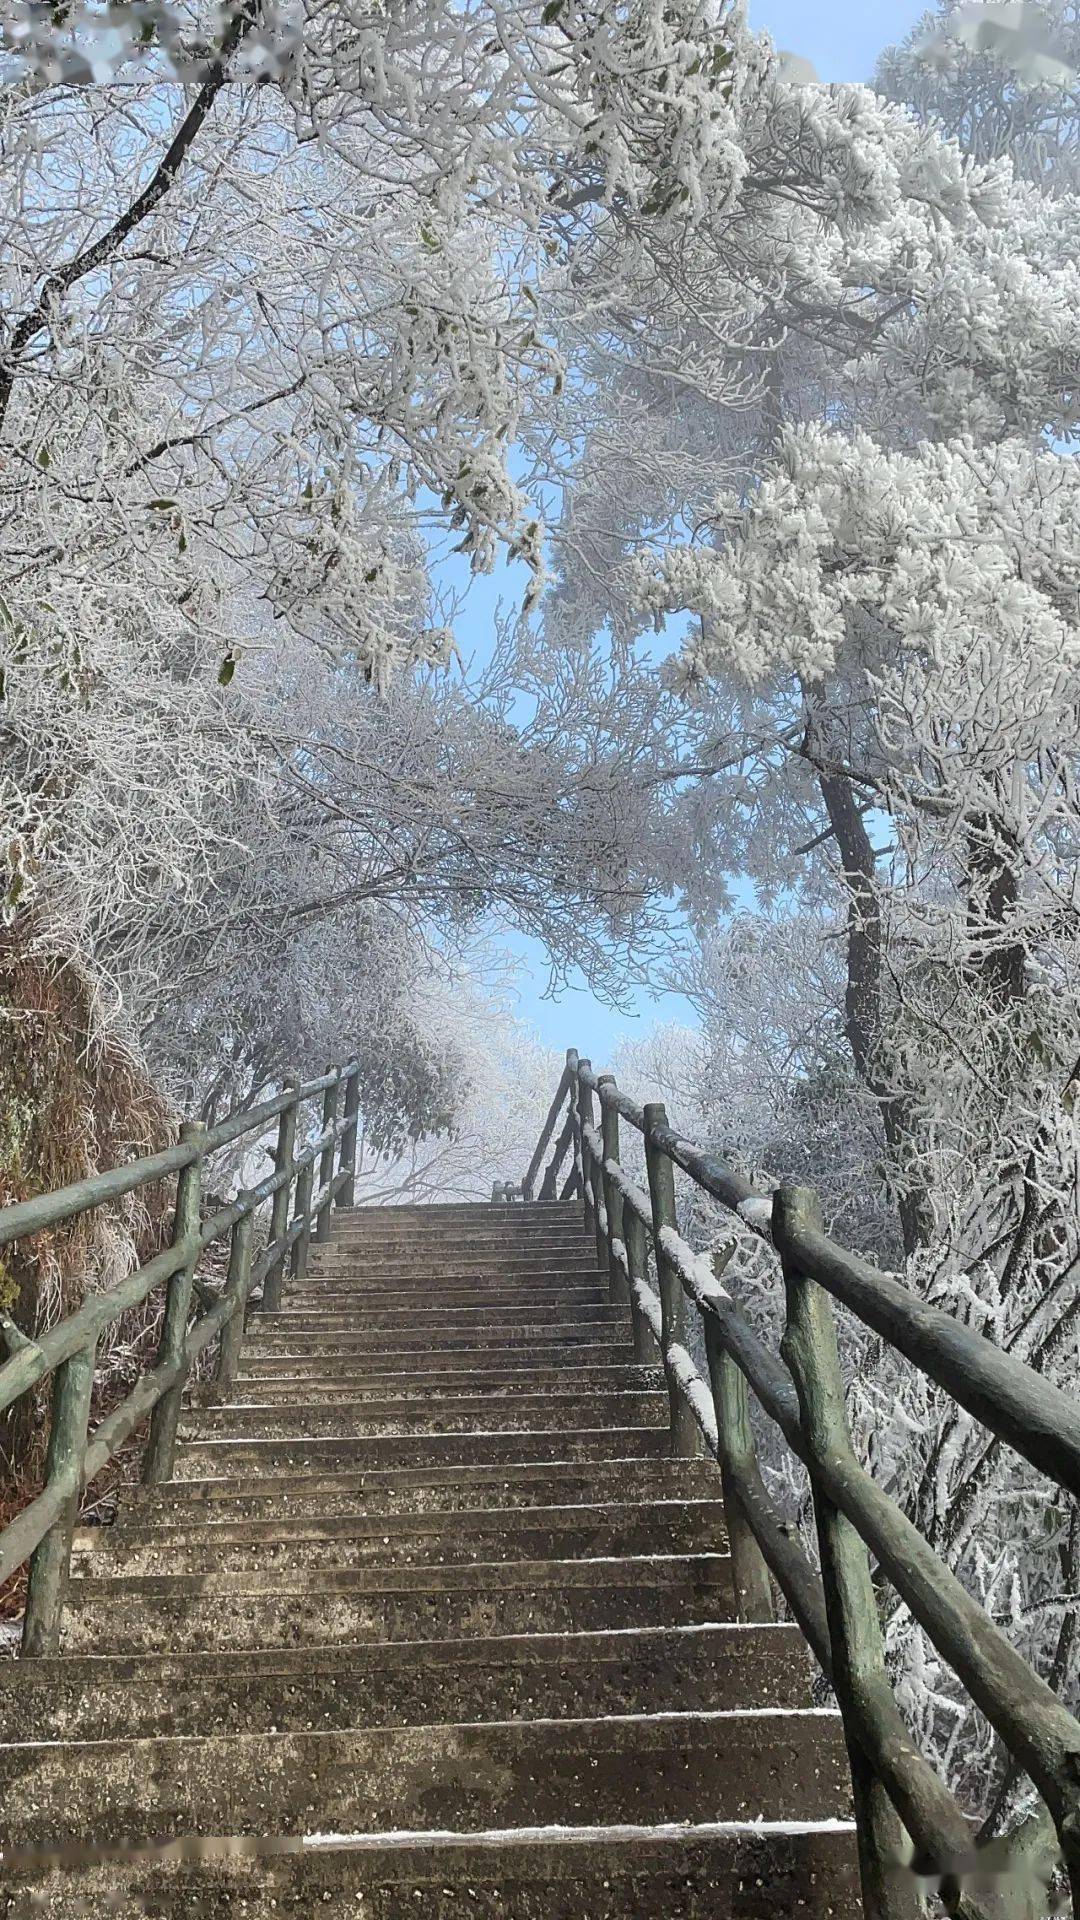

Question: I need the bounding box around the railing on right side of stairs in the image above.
[0,1058,363,1659]
[521,1048,1080,1920]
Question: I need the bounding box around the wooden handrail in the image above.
[0,1055,364,1655]
[521,1061,571,1200]
[542,1061,1080,1499]
[523,1049,1080,1918]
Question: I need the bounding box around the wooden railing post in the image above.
[291,1159,315,1281]
[315,1068,339,1243]
[597,1076,626,1306]
[584,1072,609,1273]
[623,1203,656,1364]
[522,1059,571,1202]
[575,1059,596,1238]
[703,1258,774,1623]
[214,1212,255,1394]
[262,1073,300,1315]
[259,1075,295,1313]
[560,1048,580,1200]
[643,1101,699,1458]
[337,1065,360,1211]
[21,1336,96,1656]
[775,1184,919,1920]
[539,1107,574,1202]
[142,1121,206,1486]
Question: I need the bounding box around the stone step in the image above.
[328,1205,580,1221]
[0,1706,851,1852]
[323,1207,588,1223]
[316,1241,598,1261]
[61,1551,734,1653]
[240,1327,633,1358]
[171,1425,672,1478]
[259,1301,615,1328]
[226,1362,662,1399]
[257,1302,624,1331]
[319,1222,592,1236]
[0,1819,860,1919]
[335,1201,581,1215]
[305,1247,600,1268]
[0,1199,857,1920]
[234,1345,642,1382]
[303,1267,607,1282]
[307,1251,607,1267]
[310,1232,599,1255]
[72,1496,726,1576]
[297,1263,605,1283]
[187,1390,669,1441]
[283,1284,611,1310]
[309,1252,601,1273]
[322,1223,591,1236]
[135,1456,718,1523]
[0,1621,806,1742]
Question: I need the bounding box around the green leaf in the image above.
[36,443,50,470]
[147,497,177,510]
[541,0,564,21]
[218,653,236,686]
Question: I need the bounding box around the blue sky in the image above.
[750,0,928,83]
[458,0,929,1064]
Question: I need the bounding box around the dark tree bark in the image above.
[798,681,933,1256]
[965,812,1026,1011]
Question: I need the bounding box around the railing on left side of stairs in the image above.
[522,1046,1080,1920]
[0,1058,361,1657]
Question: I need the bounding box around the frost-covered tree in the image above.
[512,18,1080,1823]
[130,638,687,1127]
[350,978,562,1204]
[634,417,1080,1254]
[876,0,1080,187]
[1,0,754,1053]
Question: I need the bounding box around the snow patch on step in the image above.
[304,1817,857,1851]
[1,1817,856,1874]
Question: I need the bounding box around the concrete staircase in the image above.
[1,1201,860,1916]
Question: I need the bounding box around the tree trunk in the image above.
[813,762,932,1256]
